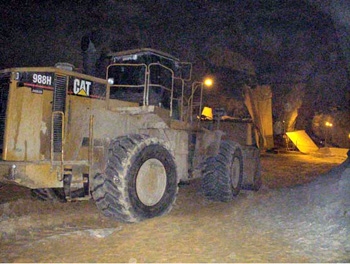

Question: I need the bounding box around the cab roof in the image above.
[108,48,180,63]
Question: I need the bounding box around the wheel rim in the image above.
[230,156,241,189]
[136,158,167,206]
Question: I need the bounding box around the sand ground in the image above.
[0,151,349,262]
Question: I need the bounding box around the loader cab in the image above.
[106,48,191,118]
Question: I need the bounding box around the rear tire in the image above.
[252,162,262,191]
[241,146,262,191]
[91,134,178,222]
[202,141,243,202]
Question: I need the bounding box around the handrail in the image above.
[106,62,183,118]
[148,63,175,117]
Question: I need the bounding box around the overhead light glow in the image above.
[204,78,213,87]
[325,122,333,127]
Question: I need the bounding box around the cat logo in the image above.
[73,78,92,96]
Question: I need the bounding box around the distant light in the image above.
[325,122,333,127]
[204,78,213,87]
[107,78,114,85]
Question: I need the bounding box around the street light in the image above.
[325,121,333,147]
[189,78,213,123]
[204,78,213,87]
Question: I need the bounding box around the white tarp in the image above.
[286,130,319,154]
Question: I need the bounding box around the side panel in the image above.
[203,120,256,146]
[190,130,223,179]
[64,75,108,162]
[139,128,189,182]
[64,95,94,161]
[4,81,52,161]
[0,161,63,188]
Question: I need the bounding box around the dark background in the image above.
[1,0,349,147]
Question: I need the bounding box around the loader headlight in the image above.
[9,164,17,180]
[107,78,114,85]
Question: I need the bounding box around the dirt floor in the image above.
[0,151,349,263]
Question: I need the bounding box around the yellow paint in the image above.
[201,107,213,120]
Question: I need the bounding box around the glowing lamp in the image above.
[204,78,213,87]
[325,122,333,127]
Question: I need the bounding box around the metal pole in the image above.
[199,83,203,123]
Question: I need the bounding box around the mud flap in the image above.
[241,145,262,191]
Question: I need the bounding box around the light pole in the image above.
[325,121,333,147]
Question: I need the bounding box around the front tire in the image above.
[202,141,243,202]
[91,134,178,222]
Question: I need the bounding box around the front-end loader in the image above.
[0,48,261,222]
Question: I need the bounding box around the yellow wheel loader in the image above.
[0,48,261,222]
